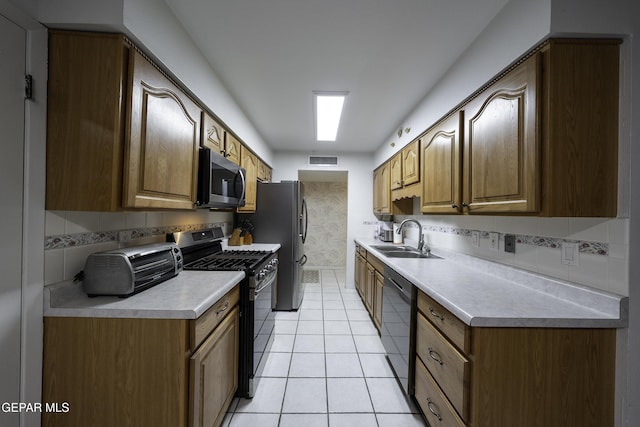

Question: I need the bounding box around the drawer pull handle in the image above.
[429,307,444,321]
[428,348,444,365]
[215,300,230,315]
[426,398,442,421]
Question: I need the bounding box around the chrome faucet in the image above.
[396,219,427,253]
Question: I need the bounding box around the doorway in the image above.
[298,170,348,285]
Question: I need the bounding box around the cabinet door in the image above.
[421,112,462,214]
[46,31,129,211]
[190,306,239,427]
[355,253,366,298]
[389,154,403,190]
[365,263,375,314]
[224,133,241,165]
[238,146,258,212]
[125,50,201,209]
[201,111,225,155]
[401,140,420,186]
[373,270,383,332]
[373,163,391,214]
[463,54,539,213]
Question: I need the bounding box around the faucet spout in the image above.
[397,219,426,252]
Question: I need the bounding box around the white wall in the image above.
[272,151,378,286]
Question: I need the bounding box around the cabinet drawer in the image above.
[191,286,240,350]
[366,252,385,273]
[416,312,469,421]
[418,290,469,353]
[415,358,466,427]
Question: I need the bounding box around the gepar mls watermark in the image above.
[2,402,70,413]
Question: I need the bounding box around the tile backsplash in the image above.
[388,214,629,297]
[44,210,234,285]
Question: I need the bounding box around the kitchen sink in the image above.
[370,245,442,259]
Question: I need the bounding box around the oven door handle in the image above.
[253,270,277,299]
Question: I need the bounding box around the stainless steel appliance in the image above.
[82,242,183,297]
[381,266,416,395]
[169,227,277,398]
[239,180,307,310]
[197,147,246,209]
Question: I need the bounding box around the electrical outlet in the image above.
[561,242,579,266]
[489,232,499,251]
[504,234,516,253]
[471,231,480,247]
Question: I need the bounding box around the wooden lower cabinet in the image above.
[364,263,375,313]
[354,246,384,334]
[43,286,240,427]
[190,306,239,427]
[373,270,383,331]
[414,290,617,427]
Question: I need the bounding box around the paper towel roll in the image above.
[393,224,403,244]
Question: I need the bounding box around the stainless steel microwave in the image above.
[197,147,246,209]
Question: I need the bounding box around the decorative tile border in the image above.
[45,221,233,250]
[398,223,609,256]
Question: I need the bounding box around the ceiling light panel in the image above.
[314,92,348,142]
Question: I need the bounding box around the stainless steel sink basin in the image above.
[370,245,442,259]
[371,245,414,252]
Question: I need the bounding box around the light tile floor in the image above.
[222,269,427,427]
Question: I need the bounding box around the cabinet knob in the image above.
[461,202,469,208]
[451,204,458,209]
[428,348,444,365]
[426,398,442,421]
[428,307,444,321]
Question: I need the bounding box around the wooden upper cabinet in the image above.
[46,31,129,211]
[238,146,258,213]
[201,111,225,154]
[257,159,272,183]
[459,38,619,216]
[401,139,420,186]
[463,53,539,214]
[46,30,200,211]
[224,133,242,165]
[421,112,463,214]
[389,153,403,190]
[539,39,619,217]
[124,50,200,210]
[373,163,391,215]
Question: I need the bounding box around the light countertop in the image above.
[44,242,281,319]
[44,270,245,319]
[355,237,628,328]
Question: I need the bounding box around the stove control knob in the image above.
[258,272,266,280]
[265,264,273,271]
[270,259,279,266]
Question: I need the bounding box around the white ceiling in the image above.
[165,0,510,153]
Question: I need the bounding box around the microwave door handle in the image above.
[237,168,246,206]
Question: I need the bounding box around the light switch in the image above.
[561,242,579,266]
[489,232,499,251]
[471,231,480,247]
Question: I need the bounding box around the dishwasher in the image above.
[381,266,416,396]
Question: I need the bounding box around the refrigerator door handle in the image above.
[298,254,308,266]
[300,198,308,243]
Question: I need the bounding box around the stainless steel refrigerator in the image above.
[241,181,308,310]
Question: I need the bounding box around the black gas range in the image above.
[168,227,277,398]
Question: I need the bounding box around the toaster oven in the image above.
[82,242,183,297]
